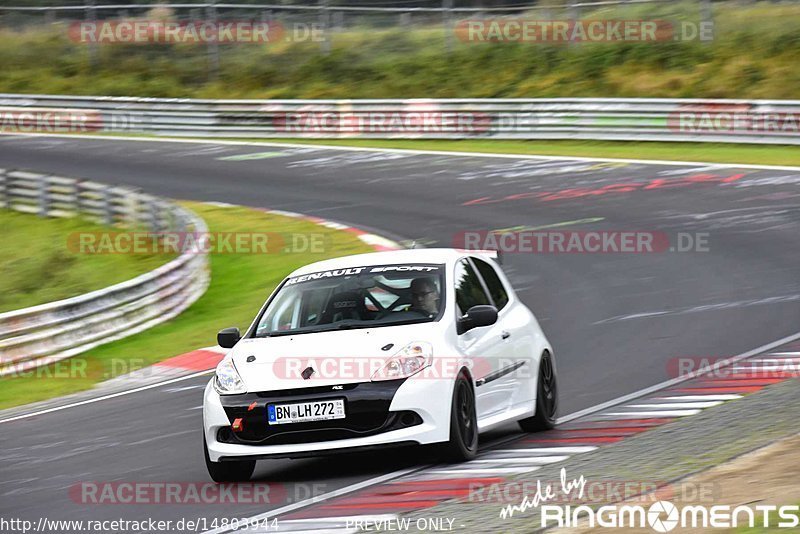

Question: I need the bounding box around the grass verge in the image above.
[0,209,174,313]
[0,202,374,410]
[738,505,800,533]
[737,507,800,532]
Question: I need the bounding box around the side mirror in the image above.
[457,305,498,334]
[217,327,241,349]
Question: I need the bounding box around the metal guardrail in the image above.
[1,94,798,144]
[0,168,210,376]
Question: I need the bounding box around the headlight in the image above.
[372,341,433,381]
[213,358,246,395]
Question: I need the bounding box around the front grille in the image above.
[218,378,415,445]
[217,410,422,445]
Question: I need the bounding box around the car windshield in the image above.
[253,263,445,337]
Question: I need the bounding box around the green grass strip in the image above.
[0,209,174,313]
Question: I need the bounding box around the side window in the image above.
[454,259,491,316]
[472,258,509,310]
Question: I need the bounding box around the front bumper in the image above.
[203,375,453,461]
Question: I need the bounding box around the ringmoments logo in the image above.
[539,501,800,530]
[500,468,800,531]
[647,501,679,532]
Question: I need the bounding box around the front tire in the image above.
[519,351,557,432]
[439,369,479,462]
[204,435,256,483]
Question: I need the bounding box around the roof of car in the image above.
[287,248,497,277]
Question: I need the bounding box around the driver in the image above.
[409,277,440,316]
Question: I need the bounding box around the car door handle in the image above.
[501,331,511,340]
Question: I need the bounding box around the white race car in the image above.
[203,249,557,482]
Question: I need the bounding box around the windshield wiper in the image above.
[258,320,368,337]
[331,320,365,330]
[369,317,433,328]
[259,331,293,337]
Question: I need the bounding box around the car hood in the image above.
[228,323,441,392]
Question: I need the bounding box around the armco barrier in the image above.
[0,94,799,144]
[0,169,210,376]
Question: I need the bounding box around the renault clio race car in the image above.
[203,249,557,482]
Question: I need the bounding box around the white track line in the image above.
[657,395,742,401]
[487,446,598,454]
[7,133,800,171]
[627,402,724,409]
[733,365,798,372]
[749,359,800,364]
[557,329,800,425]
[424,467,541,475]
[470,456,570,464]
[600,410,701,418]
[266,515,397,534]
[204,469,422,534]
[268,529,355,534]
[0,369,213,425]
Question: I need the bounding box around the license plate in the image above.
[267,399,345,425]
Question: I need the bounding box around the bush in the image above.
[0,2,797,99]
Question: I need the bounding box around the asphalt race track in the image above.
[1,134,799,531]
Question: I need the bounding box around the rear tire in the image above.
[204,435,256,483]
[438,369,479,462]
[518,351,557,432]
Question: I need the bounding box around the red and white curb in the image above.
[214,339,800,533]
[205,202,402,252]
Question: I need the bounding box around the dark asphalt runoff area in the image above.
[0,134,798,531]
